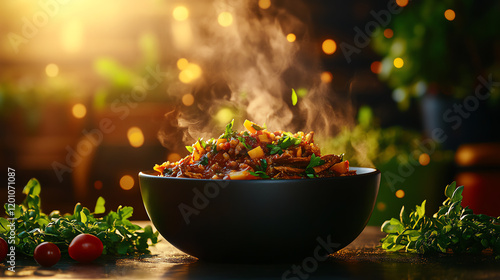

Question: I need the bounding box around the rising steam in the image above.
[159,0,357,159]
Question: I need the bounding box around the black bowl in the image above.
[139,167,380,263]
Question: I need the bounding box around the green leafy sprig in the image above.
[380,181,500,259]
[249,159,270,179]
[0,179,159,257]
[221,119,236,139]
[304,154,325,178]
[266,134,302,155]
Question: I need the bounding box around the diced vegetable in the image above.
[258,134,270,143]
[248,146,264,159]
[332,160,349,174]
[244,119,257,134]
[228,170,256,180]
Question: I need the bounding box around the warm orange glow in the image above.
[370,61,382,74]
[179,63,202,84]
[168,153,182,162]
[127,127,145,148]
[258,0,271,9]
[395,189,405,198]
[61,20,83,53]
[286,33,296,43]
[72,103,87,119]
[322,39,337,55]
[419,153,431,166]
[320,71,333,83]
[383,28,394,39]
[119,175,134,190]
[45,63,59,77]
[444,9,456,21]
[393,57,404,68]
[377,202,386,211]
[173,6,189,21]
[218,12,233,27]
[182,93,195,106]
[177,58,189,70]
[94,180,103,190]
[396,0,408,7]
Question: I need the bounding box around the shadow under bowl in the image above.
[139,167,380,263]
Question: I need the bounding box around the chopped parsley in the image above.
[305,154,325,178]
[249,159,270,179]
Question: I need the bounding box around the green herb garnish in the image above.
[266,134,302,155]
[380,181,500,259]
[185,146,194,153]
[304,154,325,178]
[251,123,267,131]
[0,179,159,257]
[221,119,236,139]
[237,136,252,150]
[249,159,270,179]
[200,155,209,165]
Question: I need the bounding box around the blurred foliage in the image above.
[92,32,176,109]
[371,0,500,110]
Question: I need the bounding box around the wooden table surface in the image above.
[2,223,500,279]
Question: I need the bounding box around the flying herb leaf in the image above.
[291,88,298,106]
[94,196,106,214]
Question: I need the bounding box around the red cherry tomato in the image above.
[68,234,103,263]
[34,242,61,267]
[0,237,8,261]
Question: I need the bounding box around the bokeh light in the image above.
[45,63,59,77]
[127,127,145,148]
[419,153,431,166]
[179,63,202,84]
[383,28,393,39]
[395,189,405,198]
[173,6,189,21]
[215,108,234,125]
[258,0,271,9]
[286,33,296,43]
[322,39,337,55]
[119,175,135,190]
[177,58,189,70]
[218,12,233,27]
[182,93,195,106]
[393,57,404,68]
[320,71,333,83]
[377,202,386,211]
[94,180,103,190]
[444,9,456,21]
[168,153,182,162]
[72,103,87,119]
[370,61,382,74]
[396,0,408,7]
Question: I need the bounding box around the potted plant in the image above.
[371,0,500,150]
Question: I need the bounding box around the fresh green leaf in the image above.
[221,119,236,139]
[291,88,298,106]
[200,156,209,166]
[94,196,106,214]
[251,123,266,131]
[445,181,457,198]
[380,181,499,259]
[185,146,194,153]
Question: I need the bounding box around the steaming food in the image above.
[153,120,355,179]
